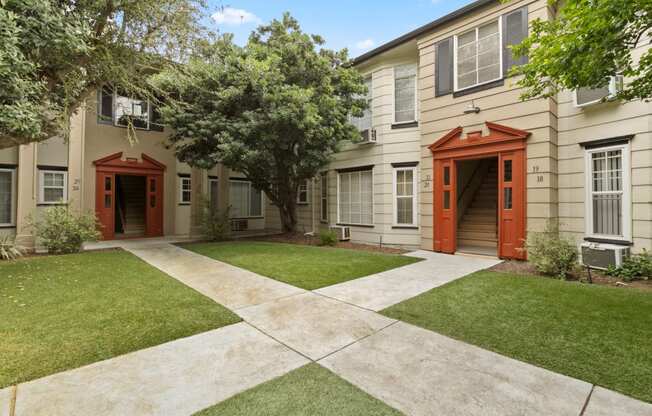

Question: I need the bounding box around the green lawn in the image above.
[194,363,402,416]
[0,250,240,388]
[182,241,421,290]
[382,270,652,403]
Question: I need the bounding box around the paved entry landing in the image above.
[316,250,501,311]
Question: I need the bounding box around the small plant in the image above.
[525,220,579,280]
[0,235,24,260]
[318,229,338,247]
[606,249,652,282]
[31,205,101,254]
[198,198,231,241]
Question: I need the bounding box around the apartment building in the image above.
[1,0,650,260]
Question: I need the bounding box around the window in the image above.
[179,177,191,204]
[320,173,328,222]
[0,169,15,226]
[574,76,623,107]
[585,144,631,240]
[297,180,309,204]
[229,180,263,218]
[393,166,417,226]
[454,20,502,91]
[209,178,219,212]
[98,88,164,131]
[337,169,373,225]
[350,76,373,132]
[39,170,67,204]
[394,65,417,123]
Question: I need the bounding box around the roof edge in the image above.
[352,0,496,66]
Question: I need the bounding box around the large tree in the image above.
[0,0,206,149]
[513,0,652,100]
[151,13,367,232]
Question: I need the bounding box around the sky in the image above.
[206,0,475,59]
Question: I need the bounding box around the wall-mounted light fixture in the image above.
[463,100,481,114]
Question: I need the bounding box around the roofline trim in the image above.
[352,0,496,66]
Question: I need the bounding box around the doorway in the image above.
[93,153,165,240]
[429,122,528,259]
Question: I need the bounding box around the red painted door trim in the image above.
[429,122,529,259]
[93,153,166,240]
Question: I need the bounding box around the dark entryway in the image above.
[115,175,146,237]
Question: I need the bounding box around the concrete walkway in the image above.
[3,241,650,416]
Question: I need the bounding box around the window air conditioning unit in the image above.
[574,75,624,108]
[329,225,351,241]
[581,242,629,270]
[360,129,377,144]
[231,219,248,232]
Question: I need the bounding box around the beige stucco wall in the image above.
[416,0,557,251]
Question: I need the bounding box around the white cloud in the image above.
[355,39,376,51]
[212,7,261,25]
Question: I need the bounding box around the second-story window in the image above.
[297,180,309,204]
[394,64,417,124]
[350,76,372,132]
[98,87,165,132]
[455,20,502,91]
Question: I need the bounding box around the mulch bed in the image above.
[239,232,408,255]
[490,260,652,292]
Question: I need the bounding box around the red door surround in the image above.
[429,122,529,259]
[93,153,166,240]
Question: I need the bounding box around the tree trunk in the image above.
[278,199,298,233]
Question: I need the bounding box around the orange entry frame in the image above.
[93,152,166,241]
[429,122,529,260]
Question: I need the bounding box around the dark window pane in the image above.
[444,166,450,186]
[150,179,156,193]
[100,87,113,122]
[104,177,111,191]
[504,187,513,209]
[504,160,512,182]
[443,190,450,209]
[150,195,156,208]
[104,194,111,208]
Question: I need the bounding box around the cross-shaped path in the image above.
[2,241,650,416]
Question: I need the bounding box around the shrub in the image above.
[0,235,24,260]
[606,249,652,282]
[525,220,579,279]
[198,198,231,241]
[318,229,338,247]
[32,205,101,254]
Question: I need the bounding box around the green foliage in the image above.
[0,235,23,261]
[151,14,367,232]
[512,0,652,101]
[318,229,338,247]
[198,198,231,242]
[0,0,207,148]
[525,221,579,279]
[31,205,101,254]
[606,249,652,282]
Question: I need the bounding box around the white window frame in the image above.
[584,143,631,241]
[392,166,418,227]
[38,170,68,204]
[320,173,328,222]
[297,180,309,204]
[179,177,192,204]
[573,76,623,108]
[336,169,374,226]
[0,168,16,226]
[453,19,503,92]
[228,180,264,219]
[392,64,418,125]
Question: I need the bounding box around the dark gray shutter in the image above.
[98,87,114,124]
[435,37,453,96]
[503,6,529,74]
[150,104,165,132]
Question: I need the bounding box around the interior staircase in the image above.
[457,162,498,255]
[119,176,146,237]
